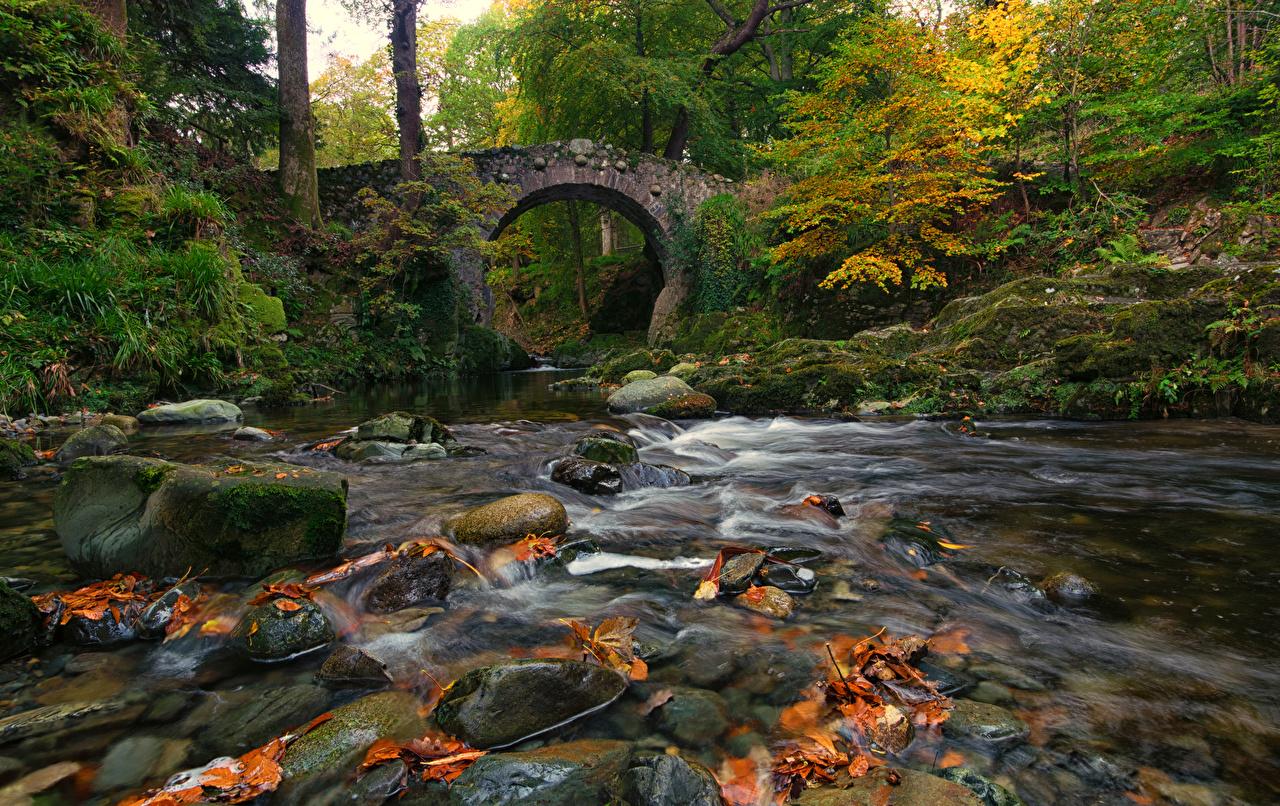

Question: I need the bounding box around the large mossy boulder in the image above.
[606,376,715,418]
[55,423,128,462]
[280,691,426,799]
[0,579,40,660]
[447,493,568,546]
[238,283,287,334]
[434,659,627,748]
[356,411,454,445]
[573,434,638,465]
[54,456,347,578]
[0,438,36,480]
[448,739,633,806]
[136,399,242,425]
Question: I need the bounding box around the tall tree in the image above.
[390,0,421,179]
[276,0,322,226]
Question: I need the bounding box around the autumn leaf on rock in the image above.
[561,616,647,681]
[247,582,315,607]
[358,732,486,786]
[512,533,558,562]
[31,574,155,627]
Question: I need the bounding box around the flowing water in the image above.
[2,369,1278,804]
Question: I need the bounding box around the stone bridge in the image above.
[317,139,734,340]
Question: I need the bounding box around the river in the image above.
[1,368,1278,804]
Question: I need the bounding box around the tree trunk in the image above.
[568,202,588,318]
[83,0,129,145]
[277,0,322,227]
[600,211,615,256]
[391,0,422,181]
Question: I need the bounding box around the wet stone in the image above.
[1041,571,1098,604]
[316,644,393,688]
[755,562,817,594]
[943,699,1030,743]
[967,662,1047,692]
[448,739,632,806]
[937,767,1026,806]
[232,426,273,441]
[449,493,569,546]
[343,757,409,805]
[792,767,982,805]
[618,752,722,806]
[552,456,623,495]
[434,659,627,748]
[573,433,638,465]
[617,462,691,490]
[0,580,40,660]
[717,553,765,595]
[136,399,242,425]
[363,549,453,613]
[654,687,729,745]
[138,581,200,640]
[54,423,128,462]
[734,585,795,619]
[868,704,914,754]
[230,599,334,662]
[187,684,329,758]
[62,601,144,646]
[92,735,191,794]
[969,680,1016,706]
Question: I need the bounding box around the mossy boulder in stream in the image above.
[448,493,568,546]
[0,579,40,660]
[448,739,633,806]
[356,411,454,445]
[135,399,242,425]
[279,691,426,799]
[623,369,658,384]
[573,433,638,465]
[607,376,716,418]
[434,659,627,748]
[54,456,347,578]
[0,438,36,480]
[54,423,128,462]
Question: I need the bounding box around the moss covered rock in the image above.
[622,369,658,384]
[54,423,128,462]
[136,399,242,425]
[448,493,568,546]
[573,434,638,465]
[434,659,628,748]
[448,739,633,806]
[0,579,40,661]
[231,599,334,661]
[238,282,287,334]
[607,376,716,418]
[0,438,36,480]
[595,348,678,383]
[356,411,454,445]
[54,456,347,578]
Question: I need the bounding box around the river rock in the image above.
[54,424,127,462]
[734,585,795,619]
[336,440,407,461]
[618,462,691,489]
[0,438,36,480]
[653,687,729,744]
[868,704,914,754]
[232,426,274,441]
[137,581,200,639]
[606,377,716,418]
[943,699,1030,742]
[552,456,623,495]
[92,735,191,795]
[1041,571,1098,604]
[573,433,638,465]
[230,599,334,662]
[62,599,145,646]
[54,456,347,578]
[938,767,1025,806]
[623,369,658,384]
[755,561,817,594]
[363,549,453,612]
[666,362,697,378]
[792,767,982,805]
[100,414,139,434]
[0,579,40,660]
[186,684,330,758]
[448,739,632,806]
[356,411,454,445]
[718,553,766,595]
[618,753,722,806]
[280,691,426,799]
[316,645,393,688]
[434,659,627,748]
[136,399,242,425]
[402,443,448,460]
[448,493,568,546]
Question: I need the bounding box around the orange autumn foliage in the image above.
[358,733,486,786]
[561,616,648,681]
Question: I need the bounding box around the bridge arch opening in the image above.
[486,186,667,349]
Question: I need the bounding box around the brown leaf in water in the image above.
[693,546,765,600]
[273,599,302,612]
[937,749,966,768]
[927,627,970,655]
[717,756,764,806]
[358,733,485,785]
[247,582,315,607]
[512,534,558,562]
[640,688,674,716]
[561,616,646,681]
[31,574,155,627]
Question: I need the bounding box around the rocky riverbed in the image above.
[0,372,1277,804]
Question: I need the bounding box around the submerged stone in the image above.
[943,699,1030,742]
[136,399,242,425]
[54,424,127,462]
[137,581,200,640]
[1041,571,1098,604]
[552,456,623,495]
[717,553,766,596]
[734,585,795,619]
[792,767,982,805]
[187,684,330,758]
[448,739,632,806]
[0,438,36,480]
[232,426,274,441]
[316,644,394,688]
[755,562,817,594]
[938,767,1026,806]
[448,493,569,546]
[231,599,334,662]
[617,753,722,806]
[0,579,40,660]
[653,687,729,745]
[617,462,691,490]
[434,659,627,748]
[54,456,347,578]
[363,549,453,613]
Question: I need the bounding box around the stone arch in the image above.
[464,140,733,341]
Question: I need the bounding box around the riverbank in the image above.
[580,260,1280,423]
